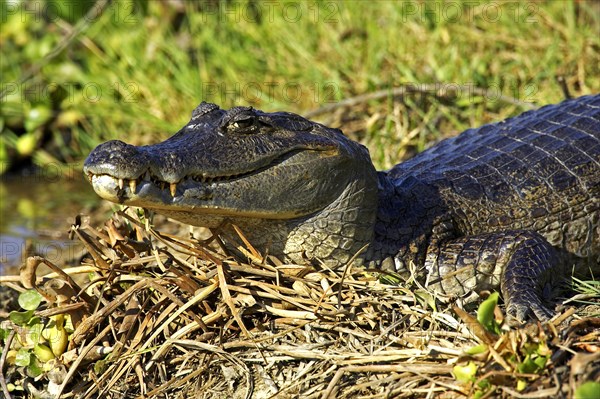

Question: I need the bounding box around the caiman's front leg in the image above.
[424,230,560,322]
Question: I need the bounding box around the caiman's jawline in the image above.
[86,147,311,193]
[86,147,341,219]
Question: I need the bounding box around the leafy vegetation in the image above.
[1,289,72,395]
[452,293,553,398]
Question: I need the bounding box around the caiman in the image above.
[84,95,600,322]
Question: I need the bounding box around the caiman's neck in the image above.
[219,174,379,268]
[363,172,439,270]
[227,170,436,269]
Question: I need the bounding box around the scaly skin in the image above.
[84,95,600,321]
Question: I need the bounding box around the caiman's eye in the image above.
[230,117,255,130]
[220,106,266,134]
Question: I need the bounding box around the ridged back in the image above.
[389,95,600,257]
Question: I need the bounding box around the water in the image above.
[0,172,98,276]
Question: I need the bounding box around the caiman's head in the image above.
[84,102,378,266]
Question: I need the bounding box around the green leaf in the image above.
[473,391,485,399]
[9,310,35,326]
[6,383,20,392]
[518,356,534,373]
[523,342,540,355]
[477,292,500,334]
[0,135,8,175]
[15,132,38,156]
[18,290,43,311]
[533,355,548,369]
[414,289,437,311]
[34,344,55,362]
[477,378,491,390]
[465,344,488,355]
[27,321,44,345]
[27,358,44,378]
[15,348,32,367]
[518,354,547,374]
[17,199,37,219]
[575,382,600,399]
[94,359,108,374]
[453,361,478,383]
[24,106,52,132]
[379,273,402,285]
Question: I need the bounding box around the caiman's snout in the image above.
[83,140,155,203]
[83,140,150,180]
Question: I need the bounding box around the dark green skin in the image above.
[84,95,600,321]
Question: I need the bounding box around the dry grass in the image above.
[1,209,599,398]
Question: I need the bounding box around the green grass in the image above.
[1,0,599,171]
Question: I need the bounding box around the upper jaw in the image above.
[83,134,338,184]
[84,144,334,201]
[85,144,351,223]
[82,102,352,219]
[82,102,341,185]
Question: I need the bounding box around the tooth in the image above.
[170,182,177,197]
[118,178,124,189]
[129,179,137,193]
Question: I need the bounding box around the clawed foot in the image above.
[505,297,554,325]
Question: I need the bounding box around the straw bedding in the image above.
[0,209,598,398]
